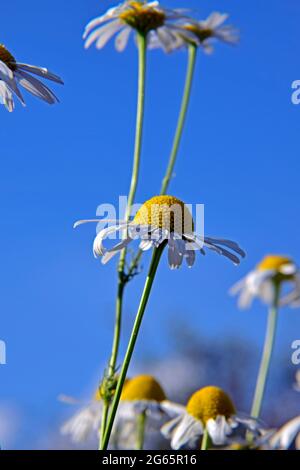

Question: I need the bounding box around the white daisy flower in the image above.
[83,1,198,53]
[60,382,135,448]
[60,388,103,444]
[180,12,239,54]
[74,195,245,270]
[270,416,300,450]
[113,374,170,448]
[230,255,300,309]
[161,386,264,449]
[0,44,63,111]
[61,375,168,449]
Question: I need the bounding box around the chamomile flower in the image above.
[161,386,263,449]
[114,374,170,449]
[60,388,104,443]
[74,195,245,269]
[61,375,167,448]
[83,1,197,53]
[181,12,238,54]
[0,44,63,111]
[230,255,300,309]
[61,381,133,447]
[270,416,300,450]
[269,372,300,449]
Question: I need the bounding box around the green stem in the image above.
[99,400,109,448]
[108,281,124,377]
[136,411,147,450]
[124,44,197,284]
[201,428,211,450]
[98,33,147,445]
[98,282,124,449]
[101,245,164,450]
[250,283,280,419]
[160,44,197,195]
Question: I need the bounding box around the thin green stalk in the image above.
[112,30,147,362]
[99,400,109,447]
[108,281,124,377]
[250,283,280,419]
[160,44,197,195]
[136,411,147,450]
[125,44,198,280]
[98,33,147,446]
[101,245,165,450]
[201,428,211,450]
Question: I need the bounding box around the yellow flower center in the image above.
[186,386,236,424]
[257,255,293,272]
[0,44,16,70]
[119,1,165,34]
[133,195,194,234]
[184,24,213,43]
[120,374,166,402]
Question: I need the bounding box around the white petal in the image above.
[205,12,229,29]
[171,413,203,449]
[161,415,183,440]
[0,60,14,82]
[279,263,297,275]
[168,236,183,269]
[115,26,131,52]
[270,416,300,449]
[85,21,123,50]
[101,237,132,264]
[16,63,63,84]
[15,70,59,104]
[185,248,196,268]
[139,239,154,251]
[93,224,128,257]
[83,7,120,38]
[206,416,232,445]
[0,81,14,112]
[61,402,102,443]
[160,401,186,418]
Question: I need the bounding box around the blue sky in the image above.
[1,0,300,449]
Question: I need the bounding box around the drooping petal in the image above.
[202,12,229,30]
[169,413,203,450]
[203,239,242,265]
[93,224,128,257]
[0,81,14,112]
[115,26,132,52]
[203,237,246,258]
[139,239,154,251]
[16,63,63,84]
[168,236,184,269]
[61,402,103,443]
[160,400,186,418]
[15,70,59,104]
[87,20,124,50]
[270,416,300,449]
[83,6,121,39]
[101,237,133,264]
[185,248,196,268]
[206,415,232,445]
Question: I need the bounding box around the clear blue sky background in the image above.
[1,0,300,449]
